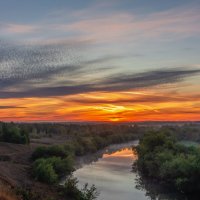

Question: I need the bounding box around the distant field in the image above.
[179,140,200,147]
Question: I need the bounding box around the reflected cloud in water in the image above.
[73,141,191,200]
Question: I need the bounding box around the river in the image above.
[73,141,186,200]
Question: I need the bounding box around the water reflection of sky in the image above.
[74,142,148,200]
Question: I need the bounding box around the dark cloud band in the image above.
[0,68,199,98]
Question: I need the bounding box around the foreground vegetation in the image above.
[29,125,140,199]
[136,131,200,195]
[30,124,140,184]
[2,121,200,199]
[0,122,29,144]
[0,121,142,200]
[15,179,99,200]
[60,177,99,200]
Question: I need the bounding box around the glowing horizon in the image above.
[0,0,200,122]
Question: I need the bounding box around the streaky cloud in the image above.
[0,105,26,109]
[68,94,200,104]
[104,69,200,89]
[0,68,199,99]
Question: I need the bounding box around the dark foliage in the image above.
[60,176,99,200]
[136,131,200,194]
[0,123,29,144]
[32,145,69,160]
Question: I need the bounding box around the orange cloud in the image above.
[1,88,199,122]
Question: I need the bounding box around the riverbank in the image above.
[1,123,200,200]
[0,122,142,200]
[135,131,200,199]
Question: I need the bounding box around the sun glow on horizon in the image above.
[1,88,200,122]
[0,1,200,122]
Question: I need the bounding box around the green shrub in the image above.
[32,145,68,160]
[33,158,58,184]
[47,156,74,177]
[32,156,74,184]
[0,123,29,144]
[15,187,41,200]
[136,131,200,194]
[72,140,86,156]
[61,176,99,200]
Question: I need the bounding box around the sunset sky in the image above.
[0,0,200,122]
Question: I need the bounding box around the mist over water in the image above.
[73,141,186,200]
[74,141,148,200]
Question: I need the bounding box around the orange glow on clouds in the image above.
[0,1,200,123]
[0,87,200,122]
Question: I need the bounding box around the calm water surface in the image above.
[73,141,185,200]
[74,141,147,200]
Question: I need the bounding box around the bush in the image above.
[15,187,41,200]
[32,158,58,184]
[61,176,99,200]
[77,137,97,153]
[47,156,74,177]
[32,145,69,160]
[0,123,29,144]
[32,156,74,184]
[136,131,200,194]
[73,140,85,156]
